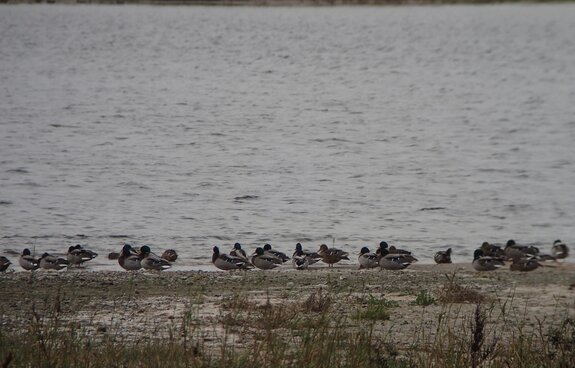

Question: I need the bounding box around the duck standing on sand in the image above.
[118,244,142,271]
[19,248,39,271]
[358,247,379,269]
[39,253,69,270]
[293,243,321,265]
[140,245,171,271]
[434,248,452,264]
[251,247,281,270]
[67,244,98,267]
[0,256,11,272]
[472,249,505,271]
[263,243,290,263]
[317,244,350,268]
[551,240,568,260]
[212,246,252,271]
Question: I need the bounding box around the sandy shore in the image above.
[2,262,574,358]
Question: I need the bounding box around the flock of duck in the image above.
[0,239,568,273]
[211,239,569,272]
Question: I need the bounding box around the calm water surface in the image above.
[1,4,574,270]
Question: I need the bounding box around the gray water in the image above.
[1,4,574,270]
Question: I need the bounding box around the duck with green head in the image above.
[263,243,290,263]
[358,247,379,269]
[19,248,39,271]
[551,240,568,260]
[293,243,321,265]
[251,247,281,270]
[212,246,252,271]
[140,245,171,271]
[118,244,142,271]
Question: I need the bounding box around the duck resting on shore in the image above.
[251,247,280,270]
[0,256,11,272]
[472,249,505,271]
[118,244,142,271]
[140,245,171,271]
[67,244,98,267]
[358,247,379,269]
[551,240,568,260]
[230,243,250,263]
[434,248,452,264]
[293,243,321,266]
[263,243,290,263]
[212,246,252,271]
[39,252,69,270]
[19,248,39,271]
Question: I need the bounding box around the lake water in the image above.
[1,4,574,270]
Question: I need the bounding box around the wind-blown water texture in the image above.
[1,4,574,270]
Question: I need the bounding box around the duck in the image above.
[251,247,280,270]
[212,246,252,271]
[118,244,142,271]
[140,245,171,271]
[381,242,418,263]
[230,243,250,263]
[263,243,290,263]
[317,244,350,267]
[161,249,178,262]
[39,252,69,270]
[504,239,539,261]
[379,254,413,270]
[0,256,11,272]
[67,244,98,266]
[510,256,542,272]
[551,240,568,260]
[19,248,40,271]
[434,248,452,264]
[472,249,505,271]
[292,247,310,270]
[358,247,379,269]
[293,243,321,265]
[480,242,505,258]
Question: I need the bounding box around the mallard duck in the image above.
[140,245,171,271]
[358,247,379,269]
[251,247,280,270]
[39,253,69,270]
[551,240,568,260]
[434,248,452,264]
[292,247,310,270]
[510,257,542,272]
[0,256,11,272]
[379,254,413,270]
[472,249,504,271]
[263,243,290,263]
[161,249,178,262]
[19,248,39,271]
[230,243,249,263]
[212,246,252,271]
[387,245,418,263]
[480,242,505,258]
[504,239,539,261]
[293,243,321,265]
[67,244,98,266]
[118,244,142,271]
[317,244,350,267]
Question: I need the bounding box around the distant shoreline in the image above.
[1,0,573,6]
